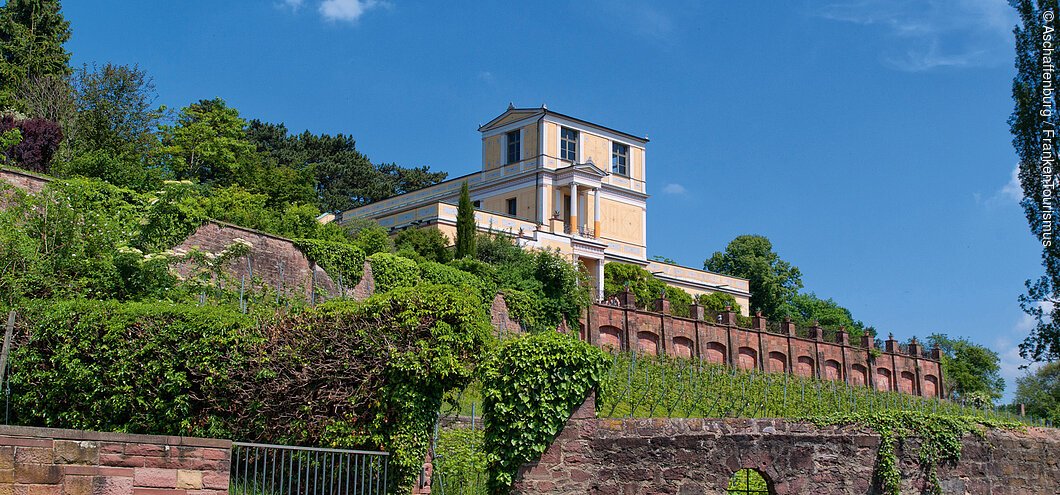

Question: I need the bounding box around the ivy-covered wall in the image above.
[510,407,1060,495]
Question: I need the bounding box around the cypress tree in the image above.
[455,181,476,259]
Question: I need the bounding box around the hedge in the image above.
[368,252,421,293]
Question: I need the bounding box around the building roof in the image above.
[479,105,650,144]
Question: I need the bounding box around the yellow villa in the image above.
[334,105,751,313]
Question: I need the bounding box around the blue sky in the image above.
[60,0,1039,398]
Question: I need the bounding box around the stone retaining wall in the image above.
[511,396,1060,494]
[0,425,231,495]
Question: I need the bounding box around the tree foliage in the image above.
[0,115,61,173]
[704,234,802,318]
[779,292,871,340]
[1012,361,1060,423]
[161,98,256,186]
[456,181,476,259]
[0,0,71,110]
[1011,0,1060,361]
[927,333,1005,403]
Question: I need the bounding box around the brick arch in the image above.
[598,325,623,350]
[900,371,916,395]
[767,351,787,373]
[876,368,892,392]
[637,331,659,356]
[795,356,814,378]
[737,347,757,370]
[924,374,939,398]
[823,360,842,381]
[704,342,726,365]
[672,336,694,358]
[850,364,868,387]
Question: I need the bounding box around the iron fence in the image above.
[230,442,389,495]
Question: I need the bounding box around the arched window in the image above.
[727,468,772,495]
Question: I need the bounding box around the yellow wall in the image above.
[599,198,644,246]
[632,147,644,181]
[479,185,538,222]
[483,134,502,170]
[522,123,539,159]
[582,133,610,166]
[544,122,558,158]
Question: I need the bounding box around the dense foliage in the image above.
[0,0,71,110]
[1013,362,1060,424]
[292,238,366,285]
[9,299,257,436]
[704,234,803,318]
[927,333,1005,404]
[481,331,608,494]
[1011,0,1060,362]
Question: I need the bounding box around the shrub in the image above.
[603,262,666,309]
[293,238,365,285]
[395,227,452,263]
[220,285,492,491]
[664,285,693,318]
[497,288,539,329]
[482,331,608,493]
[353,224,393,256]
[8,299,257,437]
[0,116,63,173]
[419,260,489,304]
[697,291,742,314]
[368,252,421,293]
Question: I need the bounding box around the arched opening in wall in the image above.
[579,322,587,342]
[673,336,694,358]
[598,325,623,351]
[726,468,772,495]
[924,374,939,397]
[705,342,726,364]
[876,368,892,392]
[900,371,916,394]
[637,331,659,356]
[795,356,814,378]
[824,360,842,381]
[850,364,868,387]
[767,351,786,373]
[737,347,757,370]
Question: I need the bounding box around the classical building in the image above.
[335,105,751,312]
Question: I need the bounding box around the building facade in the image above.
[336,105,751,311]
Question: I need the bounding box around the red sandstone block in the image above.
[0,446,13,469]
[134,467,177,488]
[99,453,143,468]
[131,489,185,495]
[124,444,167,457]
[186,491,227,495]
[99,443,124,454]
[16,447,56,465]
[54,441,99,465]
[0,468,12,483]
[15,464,62,484]
[0,437,53,448]
[61,475,93,495]
[200,471,228,490]
[0,483,11,495]
[94,475,134,495]
[13,485,61,495]
[63,465,134,477]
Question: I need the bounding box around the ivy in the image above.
[481,331,608,494]
[367,252,421,293]
[812,411,1020,495]
[292,237,365,284]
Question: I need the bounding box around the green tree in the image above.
[1011,0,1060,362]
[0,0,71,110]
[60,63,168,190]
[455,181,476,259]
[779,292,871,340]
[1012,362,1060,423]
[927,334,1005,403]
[704,235,802,318]
[160,98,256,185]
[395,227,452,263]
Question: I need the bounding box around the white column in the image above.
[569,182,579,233]
[593,188,601,238]
[553,186,562,218]
[595,260,605,301]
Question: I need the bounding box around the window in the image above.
[612,142,629,176]
[506,198,517,216]
[727,469,771,495]
[506,130,521,164]
[561,127,578,162]
[472,200,481,208]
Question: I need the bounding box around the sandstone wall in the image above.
[0,167,50,195]
[584,302,944,397]
[511,397,1060,495]
[0,424,231,495]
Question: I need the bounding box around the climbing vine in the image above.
[813,411,1020,495]
[292,238,365,284]
[481,331,608,494]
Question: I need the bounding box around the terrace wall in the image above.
[0,424,231,495]
[583,298,944,397]
[510,395,1060,495]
